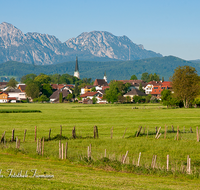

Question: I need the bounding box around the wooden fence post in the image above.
[122,151,129,164]
[143,127,146,135]
[94,125,98,139]
[1,131,5,143]
[177,126,179,141]
[23,129,27,142]
[187,155,189,173]
[35,126,37,142]
[87,146,91,160]
[197,127,199,142]
[137,152,141,166]
[136,126,142,137]
[17,139,20,149]
[153,155,157,169]
[172,125,174,133]
[59,140,61,159]
[164,124,167,139]
[12,129,15,142]
[49,128,51,140]
[36,138,39,153]
[190,127,193,133]
[104,149,106,157]
[16,137,18,148]
[60,125,62,137]
[65,142,68,159]
[167,155,169,171]
[111,127,113,139]
[155,127,161,138]
[39,138,42,155]
[122,128,127,138]
[62,143,64,160]
[42,138,44,156]
[72,126,76,139]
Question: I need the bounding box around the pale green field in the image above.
[1,103,200,189]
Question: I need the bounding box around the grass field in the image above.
[1,103,200,189]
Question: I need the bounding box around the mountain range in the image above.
[0,22,162,65]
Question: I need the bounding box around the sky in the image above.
[0,0,199,60]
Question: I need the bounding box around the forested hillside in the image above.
[0,56,200,81]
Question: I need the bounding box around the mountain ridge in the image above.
[0,22,162,65]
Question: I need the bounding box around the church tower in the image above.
[74,56,80,79]
[103,70,107,82]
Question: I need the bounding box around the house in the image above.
[151,81,172,99]
[123,89,146,102]
[117,80,147,91]
[93,79,108,91]
[0,92,17,103]
[80,85,95,95]
[0,82,8,91]
[80,92,99,100]
[0,92,8,103]
[4,88,26,101]
[83,98,93,104]
[17,84,27,92]
[51,84,74,94]
[49,89,70,102]
[144,81,162,94]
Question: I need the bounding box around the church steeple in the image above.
[74,56,80,79]
[103,70,107,82]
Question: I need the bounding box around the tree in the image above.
[59,92,63,103]
[171,66,200,108]
[141,72,149,82]
[126,96,131,103]
[91,87,96,92]
[37,94,49,102]
[66,93,73,102]
[92,97,97,104]
[141,72,160,82]
[130,75,137,80]
[21,74,37,84]
[74,82,80,97]
[42,84,53,98]
[8,77,18,88]
[34,74,51,87]
[139,83,145,93]
[105,81,126,103]
[25,82,40,99]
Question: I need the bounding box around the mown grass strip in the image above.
[0,109,41,113]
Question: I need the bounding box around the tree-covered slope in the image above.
[1,56,200,81]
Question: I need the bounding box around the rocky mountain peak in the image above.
[0,22,25,47]
[0,22,162,65]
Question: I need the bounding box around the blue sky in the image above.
[0,0,199,60]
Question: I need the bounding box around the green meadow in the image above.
[1,103,200,189]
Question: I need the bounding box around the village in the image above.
[0,57,172,104]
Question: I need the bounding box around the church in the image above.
[74,56,80,79]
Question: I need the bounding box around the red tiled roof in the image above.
[80,92,98,98]
[18,84,27,92]
[65,84,74,88]
[162,81,172,88]
[7,97,16,100]
[93,79,108,86]
[51,84,58,90]
[57,84,65,90]
[102,86,110,90]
